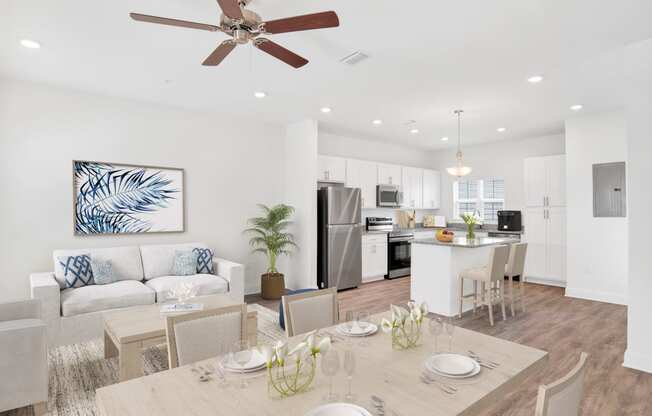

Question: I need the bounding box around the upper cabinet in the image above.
[524,155,566,207]
[346,159,378,209]
[402,167,423,208]
[378,163,402,186]
[318,155,346,183]
[422,169,441,209]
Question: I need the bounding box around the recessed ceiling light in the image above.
[570,104,583,111]
[254,91,267,99]
[441,137,449,142]
[20,39,41,49]
[320,107,332,114]
[497,127,507,133]
[527,75,544,83]
[410,128,420,134]
[372,119,383,125]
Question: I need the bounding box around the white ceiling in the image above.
[2,0,652,149]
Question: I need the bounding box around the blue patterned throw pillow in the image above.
[91,259,114,285]
[172,250,199,276]
[58,254,94,288]
[193,248,214,274]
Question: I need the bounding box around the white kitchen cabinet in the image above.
[422,169,441,209]
[378,163,402,186]
[346,159,378,209]
[402,167,423,208]
[523,206,566,285]
[362,234,388,281]
[318,155,346,183]
[524,155,566,208]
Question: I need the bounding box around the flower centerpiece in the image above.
[259,331,331,399]
[460,211,482,240]
[381,302,428,350]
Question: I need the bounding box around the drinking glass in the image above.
[444,318,456,352]
[357,311,370,347]
[345,310,355,333]
[231,340,252,389]
[343,348,356,402]
[215,342,231,387]
[321,349,340,402]
[428,317,443,354]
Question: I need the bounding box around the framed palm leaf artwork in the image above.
[73,160,184,235]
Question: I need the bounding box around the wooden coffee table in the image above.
[103,294,257,382]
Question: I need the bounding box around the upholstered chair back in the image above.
[282,287,338,337]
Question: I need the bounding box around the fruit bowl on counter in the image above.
[436,229,455,243]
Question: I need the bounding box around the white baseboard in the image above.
[524,276,566,288]
[564,287,627,305]
[624,349,652,374]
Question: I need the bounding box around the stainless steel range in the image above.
[387,230,413,279]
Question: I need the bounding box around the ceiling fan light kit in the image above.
[130,0,339,69]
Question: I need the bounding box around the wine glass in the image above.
[343,348,356,402]
[444,317,456,352]
[231,340,252,389]
[357,311,370,347]
[321,349,340,402]
[428,317,443,354]
[345,310,355,334]
[215,341,231,388]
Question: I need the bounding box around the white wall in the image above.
[624,39,652,374]
[318,132,434,169]
[0,79,286,301]
[430,134,565,221]
[283,120,319,290]
[564,111,628,305]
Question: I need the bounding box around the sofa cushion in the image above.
[61,280,155,317]
[192,248,215,274]
[57,254,94,288]
[172,250,199,276]
[53,246,143,289]
[140,243,210,280]
[146,274,229,303]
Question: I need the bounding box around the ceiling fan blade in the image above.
[262,11,339,34]
[202,41,237,66]
[255,39,308,69]
[216,0,244,20]
[130,13,220,32]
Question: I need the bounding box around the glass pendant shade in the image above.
[447,110,472,177]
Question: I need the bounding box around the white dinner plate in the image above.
[336,323,378,337]
[427,353,476,375]
[222,349,266,373]
[425,355,481,379]
[304,403,373,416]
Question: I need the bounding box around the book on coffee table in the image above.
[160,303,204,313]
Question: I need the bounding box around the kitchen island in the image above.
[411,237,517,317]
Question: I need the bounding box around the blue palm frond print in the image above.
[75,162,179,234]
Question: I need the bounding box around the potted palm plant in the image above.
[245,204,298,300]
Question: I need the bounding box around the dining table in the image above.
[95,311,548,416]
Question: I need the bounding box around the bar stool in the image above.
[458,245,510,326]
[505,243,528,317]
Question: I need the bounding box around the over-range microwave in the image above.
[376,184,403,208]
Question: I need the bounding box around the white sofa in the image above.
[0,299,48,415]
[30,243,245,346]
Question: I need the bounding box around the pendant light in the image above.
[446,109,472,177]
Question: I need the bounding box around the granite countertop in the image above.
[412,236,519,248]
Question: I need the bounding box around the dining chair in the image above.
[458,245,510,326]
[281,287,338,337]
[165,304,247,368]
[505,242,528,316]
[535,352,588,416]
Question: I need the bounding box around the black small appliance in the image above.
[497,210,522,232]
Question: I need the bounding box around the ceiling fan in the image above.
[130,0,340,69]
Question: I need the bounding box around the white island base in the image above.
[411,238,516,317]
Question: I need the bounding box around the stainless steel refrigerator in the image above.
[317,187,362,290]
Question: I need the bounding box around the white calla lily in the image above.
[258,344,276,368]
[316,337,331,356]
[288,342,307,358]
[420,302,429,316]
[275,340,288,365]
[381,318,394,333]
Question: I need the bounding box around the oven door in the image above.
[387,237,411,278]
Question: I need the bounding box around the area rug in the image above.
[2,304,283,416]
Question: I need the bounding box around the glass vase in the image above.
[267,357,317,399]
[391,320,422,350]
[466,224,475,240]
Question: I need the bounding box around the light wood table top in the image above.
[96,312,548,416]
[103,294,255,344]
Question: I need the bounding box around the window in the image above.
[453,178,505,223]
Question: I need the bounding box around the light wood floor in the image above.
[247,278,652,415]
